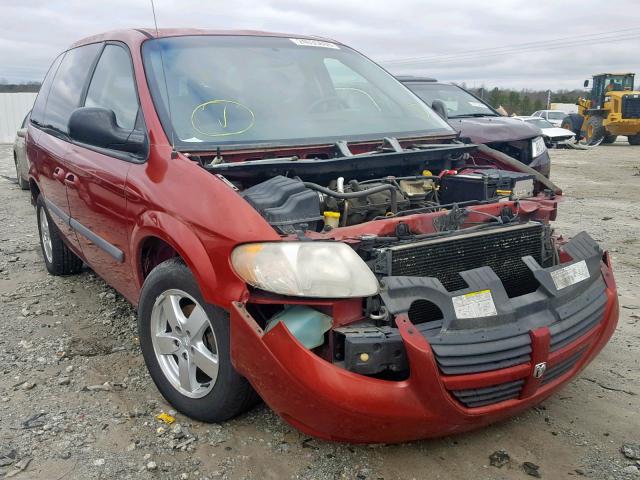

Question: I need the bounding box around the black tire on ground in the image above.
[561,113,583,137]
[602,134,618,144]
[583,116,606,145]
[14,155,29,190]
[138,258,258,423]
[36,195,84,276]
[628,134,640,145]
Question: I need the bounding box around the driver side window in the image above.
[85,44,139,131]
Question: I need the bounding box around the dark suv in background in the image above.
[399,77,551,177]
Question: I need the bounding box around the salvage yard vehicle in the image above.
[26,29,618,443]
[561,73,640,145]
[398,77,551,177]
[531,109,567,127]
[514,116,576,147]
[13,111,30,190]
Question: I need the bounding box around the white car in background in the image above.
[531,109,568,127]
[515,116,576,147]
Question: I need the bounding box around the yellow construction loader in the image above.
[561,73,640,145]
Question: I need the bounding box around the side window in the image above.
[44,43,102,134]
[30,54,63,126]
[85,44,139,131]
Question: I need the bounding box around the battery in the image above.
[439,169,535,204]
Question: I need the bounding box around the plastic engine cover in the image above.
[241,176,322,234]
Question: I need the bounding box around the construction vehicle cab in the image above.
[562,73,640,145]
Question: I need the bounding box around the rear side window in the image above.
[30,54,63,126]
[85,44,139,131]
[44,43,101,134]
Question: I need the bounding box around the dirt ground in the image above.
[0,141,639,480]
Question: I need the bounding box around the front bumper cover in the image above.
[229,234,618,443]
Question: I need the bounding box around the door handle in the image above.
[64,173,77,187]
[53,167,66,181]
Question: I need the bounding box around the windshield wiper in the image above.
[448,113,499,118]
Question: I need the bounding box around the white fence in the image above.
[0,92,38,143]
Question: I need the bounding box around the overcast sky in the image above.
[1,0,638,90]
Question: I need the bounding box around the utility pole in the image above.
[546,90,551,110]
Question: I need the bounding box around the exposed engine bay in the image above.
[208,142,539,234]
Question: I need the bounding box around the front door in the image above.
[64,43,142,302]
[29,44,102,253]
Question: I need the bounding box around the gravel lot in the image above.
[0,141,639,480]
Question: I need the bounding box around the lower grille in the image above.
[622,95,640,119]
[452,379,524,408]
[388,222,546,297]
[432,332,532,375]
[550,279,607,351]
[542,348,587,385]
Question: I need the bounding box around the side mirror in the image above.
[583,79,589,88]
[16,129,26,138]
[68,107,146,156]
[431,100,448,121]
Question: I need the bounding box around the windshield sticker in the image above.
[190,100,255,138]
[452,290,498,319]
[551,260,590,290]
[468,101,490,108]
[290,38,340,49]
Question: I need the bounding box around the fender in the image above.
[130,210,234,307]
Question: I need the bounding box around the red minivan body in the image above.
[26,29,618,443]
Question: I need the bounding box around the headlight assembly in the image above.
[231,242,379,298]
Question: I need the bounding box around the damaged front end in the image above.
[210,140,618,443]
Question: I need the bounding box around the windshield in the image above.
[547,111,565,120]
[402,83,497,118]
[525,118,553,128]
[604,75,634,91]
[142,36,453,149]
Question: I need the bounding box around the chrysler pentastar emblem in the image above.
[533,362,547,378]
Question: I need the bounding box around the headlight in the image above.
[532,136,547,158]
[231,242,379,298]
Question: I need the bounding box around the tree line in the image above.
[0,81,41,93]
[464,85,584,115]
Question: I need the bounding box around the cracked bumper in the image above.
[229,254,618,444]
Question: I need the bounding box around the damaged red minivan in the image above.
[26,29,618,443]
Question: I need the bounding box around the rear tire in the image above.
[628,134,640,145]
[602,134,618,144]
[36,195,84,276]
[138,258,258,423]
[583,116,606,145]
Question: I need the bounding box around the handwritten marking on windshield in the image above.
[190,100,255,138]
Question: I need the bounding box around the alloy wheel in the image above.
[150,289,219,398]
[39,206,53,263]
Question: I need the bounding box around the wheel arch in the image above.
[130,211,225,307]
[29,178,41,206]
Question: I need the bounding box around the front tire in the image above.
[583,116,606,145]
[36,195,83,275]
[138,258,257,423]
[602,134,617,144]
[628,134,640,145]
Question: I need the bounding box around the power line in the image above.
[401,33,640,67]
[384,33,640,69]
[381,27,640,66]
